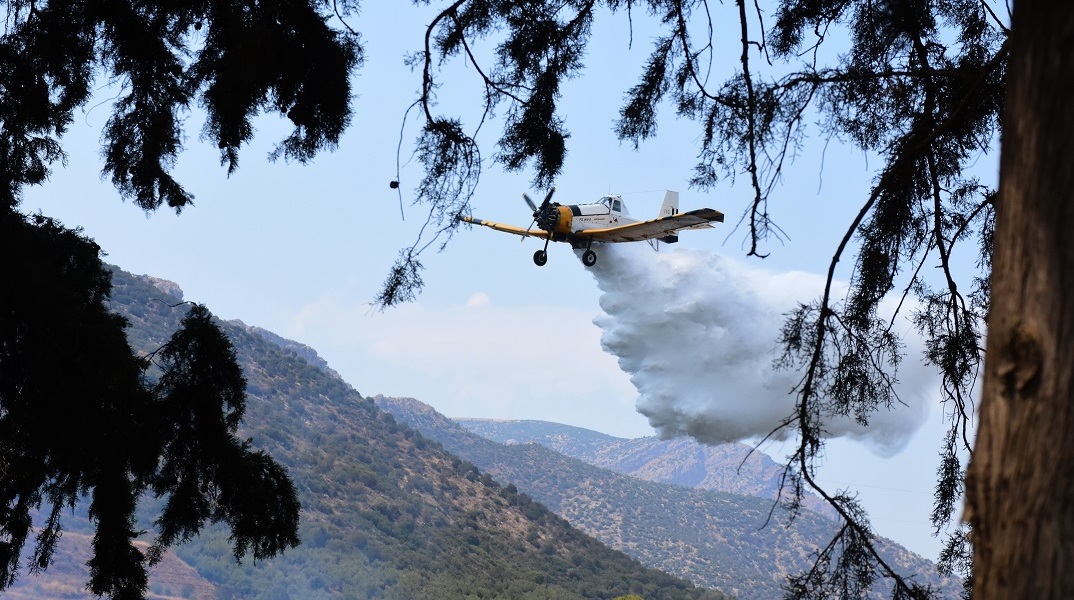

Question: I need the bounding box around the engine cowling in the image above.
[553,205,573,234]
[536,203,573,235]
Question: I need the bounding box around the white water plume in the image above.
[585,244,933,456]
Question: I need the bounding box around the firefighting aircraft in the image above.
[457,189,724,267]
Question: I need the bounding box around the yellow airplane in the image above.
[458,189,724,266]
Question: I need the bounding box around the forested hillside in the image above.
[106,268,728,599]
[379,397,963,600]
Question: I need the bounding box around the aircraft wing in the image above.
[578,208,725,243]
[458,216,552,239]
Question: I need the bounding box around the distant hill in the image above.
[5,267,727,599]
[456,418,836,518]
[379,397,963,600]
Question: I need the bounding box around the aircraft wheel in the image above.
[582,249,597,267]
[533,250,548,266]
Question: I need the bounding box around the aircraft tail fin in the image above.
[658,190,680,245]
[658,190,679,218]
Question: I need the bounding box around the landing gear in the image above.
[582,249,597,267]
[534,236,552,266]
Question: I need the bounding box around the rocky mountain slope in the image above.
[456,418,835,518]
[379,397,963,600]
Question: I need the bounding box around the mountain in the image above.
[455,418,836,518]
[4,267,726,599]
[377,397,963,600]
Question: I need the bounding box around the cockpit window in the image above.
[597,195,627,214]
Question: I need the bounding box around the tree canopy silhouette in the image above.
[1,213,302,598]
[6,0,1067,598]
[1,0,360,597]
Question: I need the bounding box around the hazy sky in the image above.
[23,3,993,563]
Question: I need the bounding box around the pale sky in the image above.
[23,2,993,563]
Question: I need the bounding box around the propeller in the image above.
[523,187,557,237]
[523,192,538,213]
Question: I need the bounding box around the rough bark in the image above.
[966,1,1074,598]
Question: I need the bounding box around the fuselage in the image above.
[548,195,639,236]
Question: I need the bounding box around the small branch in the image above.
[421,0,471,123]
[978,0,1010,34]
[736,0,767,258]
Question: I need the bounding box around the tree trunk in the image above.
[966,1,1074,598]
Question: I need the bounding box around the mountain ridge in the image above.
[455,418,837,519]
[377,396,961,600]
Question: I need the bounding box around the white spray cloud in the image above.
[585,244,933,456]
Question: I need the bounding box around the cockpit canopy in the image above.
[599,195,629,215]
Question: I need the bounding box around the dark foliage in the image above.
[0,214,299,598]
[1,1,361,596]
[150,305,300,564]
[1,212,153,598]
[0,0,362,211]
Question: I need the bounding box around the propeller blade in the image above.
[539,187,556,211]
[523,193,538,213]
